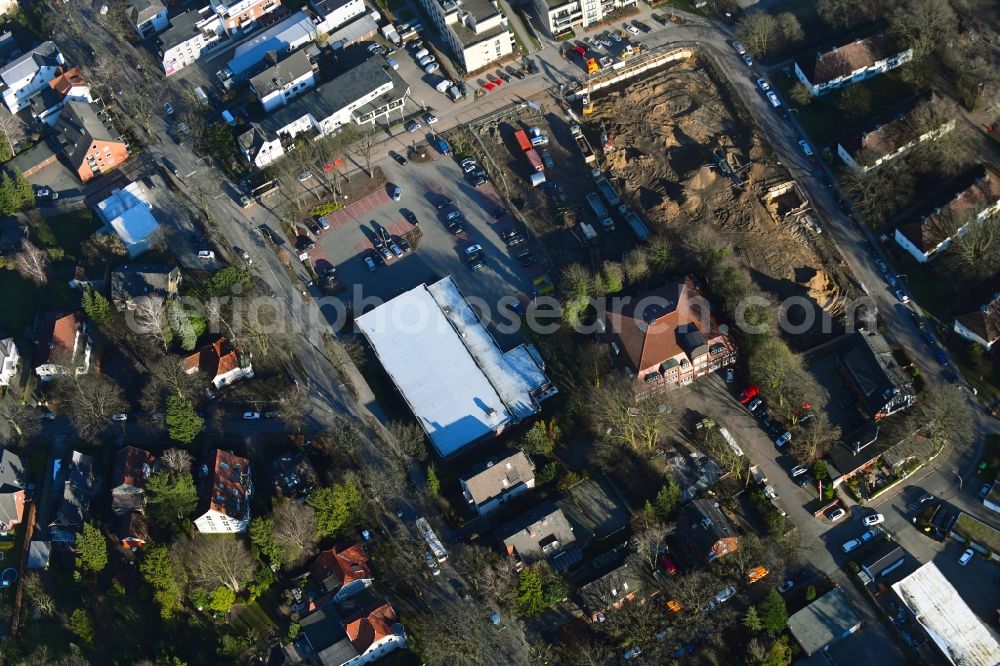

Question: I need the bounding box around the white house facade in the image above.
[0,338,18,387]
[531,0,634,37]
[0,41,65,113]
[414,0,513,73]
[158,8,226,77]
[794,35,911,97]
[311,0,367,34]
[249,50,316,112]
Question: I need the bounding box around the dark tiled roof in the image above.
[896,166,1000,253]
[797,35,903,86]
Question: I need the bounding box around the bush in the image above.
[848,561,859,573]
[309,202,344,218]
[805,585,817,601]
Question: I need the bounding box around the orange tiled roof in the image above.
[201,449,250,520]
[36,312,81,367]
[345,602,397,654]
[182,337,241,379]
[49,66,86,95]
[605,278,734,373]
[112,446,153,490]
[311,544,371,590]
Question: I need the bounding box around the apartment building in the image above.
[794,35,912,97]
[414,0,513,73]
[194,449,252,533]
[0,41,65,113]
[532,0,634,37]
[210,0,283,36]
[311,0,366,34]
[128,0,169,38]
[249,49,317,111]
[158,8,226,76]
[51,100,129,183]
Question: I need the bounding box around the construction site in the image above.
[453,49,857,347]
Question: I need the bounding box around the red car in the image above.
[571,45,586,58]
[794,400,812,414]
[661,556,678,575]
[738,385,760,405]
[482,81,495,91]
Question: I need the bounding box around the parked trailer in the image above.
[530,172,546,187]
[514,129,532,153]
[624,211,650,241]
[718,427,744,457]
[525,148,544,172]
[416,517,448,563]
[586,193,608,219]
[595,177,621,207]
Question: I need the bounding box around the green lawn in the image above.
[231,600,277,634]
[0,271,39,337]
[771,71,919,148]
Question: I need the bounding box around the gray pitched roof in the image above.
[52,100,121,169]
[110,264,179,302]
[787,587,862,655]
[248,49,314,97]
[498,501,577,565]
[158,10,204,51]
[0,449,24,493]
[460,449,533,507]
[128,0,165,25]
[0,41,62,87]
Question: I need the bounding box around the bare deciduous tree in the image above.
[15,239,50,286]
[947,215,1000,279]
[23,573,55,615]
[159,448,194,474]
[57,374,127,440]
[630,523,675,574]
[0,108,25,155]
[0,394,42,444]
[351,124,381,177]
[176,535,258,594]
[589,377,676,452]
[129,295,171,350]
[271,501,318,565]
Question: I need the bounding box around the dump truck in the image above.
[595,177,621,207]
[525,148,544,173]
[570,124,597,164]
[514,129,532,153]
[586,192,608,219]
[416,517,448,563]
[624,211,650,242]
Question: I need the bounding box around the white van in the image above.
[418,54,436,67]
[414,47,429,60]
[435,79,452,93]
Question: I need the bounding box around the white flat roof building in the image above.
[355,277,556,456]
[891,562,1000,666]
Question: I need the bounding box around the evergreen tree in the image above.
[0,170,32,215]
[744,606,763,632]
[139,545,182,619]
[514,569,545,616]
[757,589,789,633]
[146,469,198,527]
[167,300,198,351]
[426,464,440,495]
[166,395,204,444]
[653,477,682,519]
[82,287,111,325]
[249,517,283,566]
[69,608,94,644]
[76,522,108,574]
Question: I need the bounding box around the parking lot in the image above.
[304,144,546,344]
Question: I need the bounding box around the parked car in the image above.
[738,385,760,404]
[842,539,861,554]
[827,507,846,522]
[931,348,949,366]
[790,465,809,477]
[317,217,330,231]
[798,140,814,157]
[403,210,418,225]
[307,220,322,235]
[778,580,794,593]
[404,120,421,133]
[162,102,174,115]
[894,288,910,303]
[660,556,677,575]
[625,23,639,35]
[298,170,314,182]
[864,513,885,526]
[766,91,781,108]
[747,397,764,412]
[634,20,650,33]
[390,185,402,201]
[423,112,438,125]
[243,411,261,420]
[741,54,753,67]
[959,548,975,566]
[445,210,463,222]
[111,413,128,422]
[756,78,770,91]
[364,255,377,271]
[725,368,734,383]
[390,151,408,166]
[197,250,215,259]
[424,62,440,74]
[774,431,791,447]
[980,483,992,499]
[436,196,454,209]
[732,41,746,55]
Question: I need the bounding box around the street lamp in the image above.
[953,469,964,491]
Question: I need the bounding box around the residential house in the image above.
[838,330,916,419]
[0,338,18,387]
[678,498,739,565]
[837,92,955,174]
[297,590,406,666]
[28,66,93,126]
[158,8,226,77]
[531,0,636,38]
[128,0,169,38]
[576,563,653,623]
[787,587,863,656]
[414,0,513,73]
[311,0,366,35]
[459,449,535,516]
[114,511,150,551]
[858,542,906,583]
[604,277,737,394]
[34,311,91,380]
[193,449,252,533]
[210,0,282,36]
[555,477,629,541]
[111,446,155,514]
[49,450,99,543]
[182,337,254,389]
[51,100,129,183]
[0,41,65,113]
[110,264,181,310]
[311,543,373,600]
[0,449,25,532]
[954,293,1000,351]
[0,31,19,64]
[94,182,161,258]
[248,49,317,112]
[497,501,581,571]
[794,35,912,96]
[894,165,1000,263]
[238,59,410,168]
[222,11,317,81]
